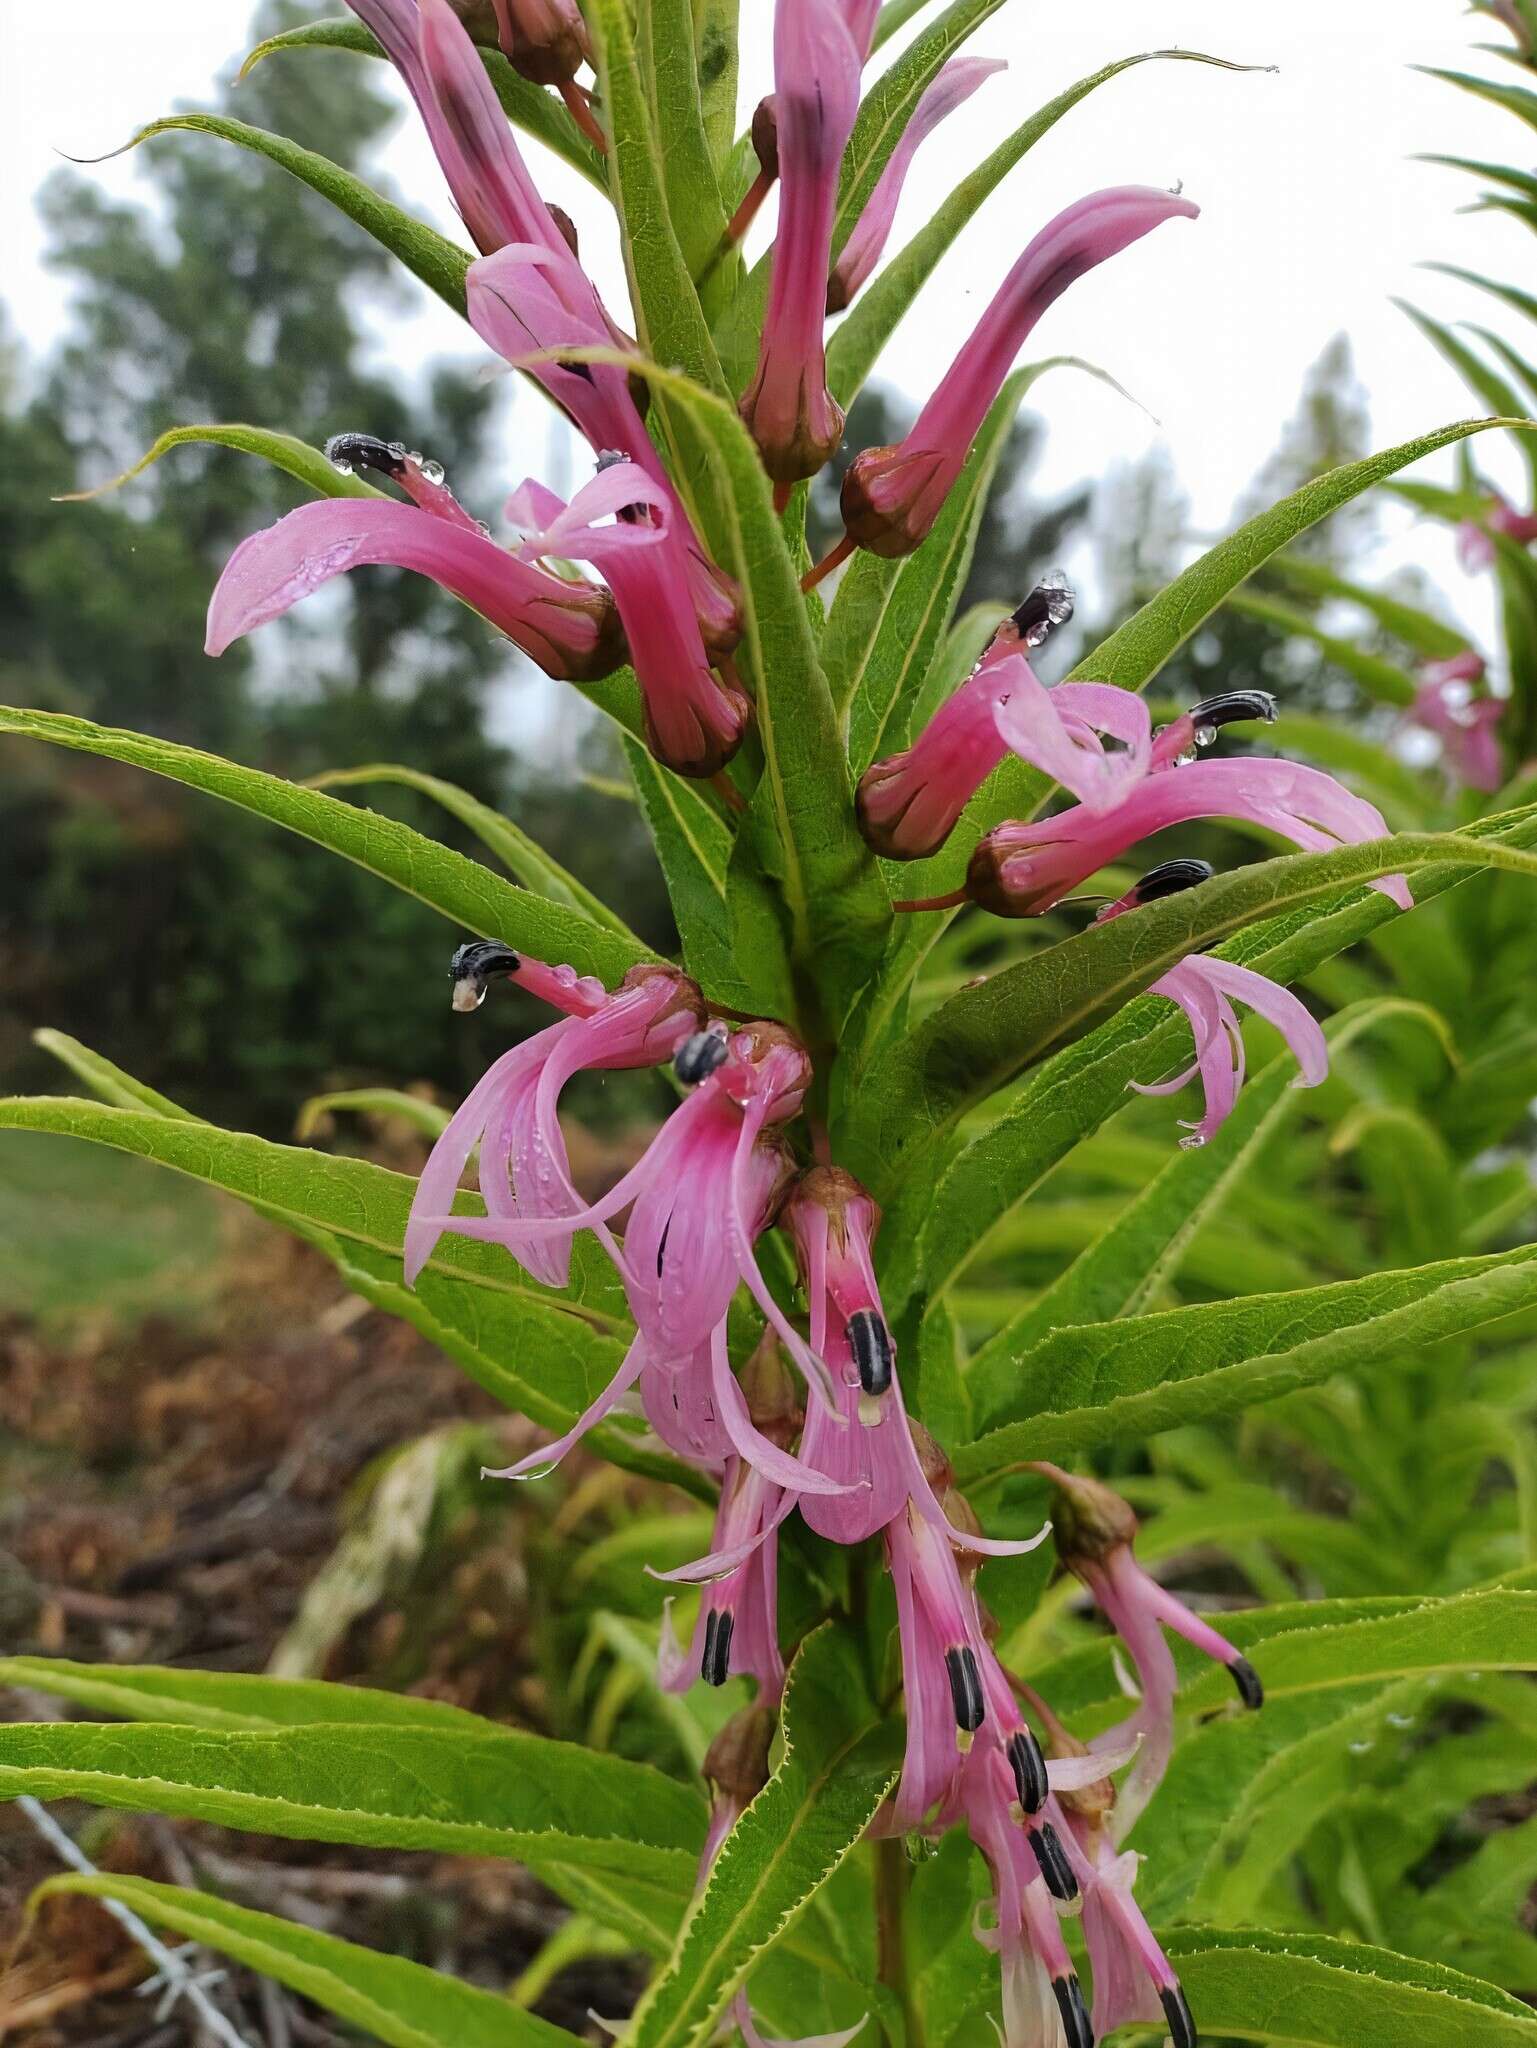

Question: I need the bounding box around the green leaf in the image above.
[306,761,638,935]
[1269,557,1469,660]
[585,0,726,395]
[241,15,607,190]
[625,1627,901,2048]
[691,0,740,167]
[32,1029,200,1121]
[1423,259,1537,331]
[294,1087,451,1141]
[839,829,1537,1188]
[871,0,934,49]
[56,422,382,505]
[34,1874,585,2048]
[635,0,729,287]
[0,707,648,985]
[0,1720,705,1882]
[953,1243,1537,1481]
[0,1094,712,1496]
[1163,1926,1537,2044]
[0,1656,486,1733]
[1227,592,1419,706]
[1416,64,1537,137]
[623,736,739,993]
[1416,154,1537,208]
[826,50,1260,405]
[128,114,471,314]
[963,999,1447,1409]
[1396,304,1537,492]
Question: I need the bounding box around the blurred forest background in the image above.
[0,5,1492,2038]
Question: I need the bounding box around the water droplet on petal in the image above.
[1179,1132,1207,1151]
[420,457,446,486]
[1175,747,1198,767]
[387,440,407,458]
[1194,722,1217,747]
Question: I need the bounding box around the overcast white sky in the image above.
[1,0,1532,649]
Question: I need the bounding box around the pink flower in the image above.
[345,0,578,259]
[508,462,752,777]
[467,244,743,659]
[840,188,1199,557]
[856,579,1074,860]
[956,669,1412,914]
[1094,859,1329,1146]
[1459,492,1537,574]
[205,438,624,682]
[1410,654,1505,793]
[404,942,704,1290]
[738,0,864,484]
[828,58,1006,312]
[1035,1464,1262,1842]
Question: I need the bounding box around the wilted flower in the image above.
[507,463,752,777]
[206,437,624,682]
[738,0,863,486]
[838,188,1199,558]
[1097,860,1329,1146]
[1036,1464,1262,1840]
[828,57,1006,311]
[1410,652,1505,792]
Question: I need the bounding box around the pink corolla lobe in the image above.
[840,188,1199,558]
[204,447,625,683]
[1410,652,1505,792]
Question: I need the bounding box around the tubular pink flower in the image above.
[1410,655,1505,792]
[403,946,704,1289]
[345,0,575,259]
[1078,1836,1192,2046]
[205,491,625,683]
[828,58,1006,311]
[1460,492,1537,573]
[1038,1463,1262,1842]
[509,464,752,777]
[960,671,1413,914]
[738,0,862,483]
[841,188,1199,557]
[467,244,744,658]
[659,1452,789,1700]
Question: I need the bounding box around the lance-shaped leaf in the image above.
[623,737,740,995]
[32,1874,586,2048]
[586,0,726,396]
[241,14,607,189]
[899,802,1537,1311]
[1268,555,1471,660]
[126,114,471,313]
[1424,260,1537,332]
[1397,304,1537,491]
[624,1627,901,2048]
[826,50,1262,406]
[1162,1927,1537,2045]
[1417,64,1537,136]
[0,1720,706,1882]
[307,761,636,935]
[839,831,1537,1186]
[0,1095,713,1496]
[294,1087,451,1140]
[1227,591,1419,706]
[953,1245,1537,1480]
[57,423,383,505]
[634,0,729,289]
[0,1656,488,1733]
[0,707,648,985]
[33,1030,200,1121]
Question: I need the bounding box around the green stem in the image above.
[874,1835,921,2048]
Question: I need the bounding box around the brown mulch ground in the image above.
[0,1210,649,2047]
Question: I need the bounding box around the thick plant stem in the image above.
[875,1835,921,2048]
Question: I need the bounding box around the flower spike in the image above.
[840,188,1199,557]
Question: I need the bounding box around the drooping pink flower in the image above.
[951,668,1412,915]
[508,462,752,777]
[828,58,1007,312]
[467,244,744,659]
[738,0,863,484]
[1092,860,1329,1146]
[1035,1464,1262,1843]
[840,188,1199,557]
[1410,653,1505,792]
[345,0,577,259]
[404,941,703,1290]
[856,579,1074,859]
[1459,491,1537,574]
[205,439,624,682]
